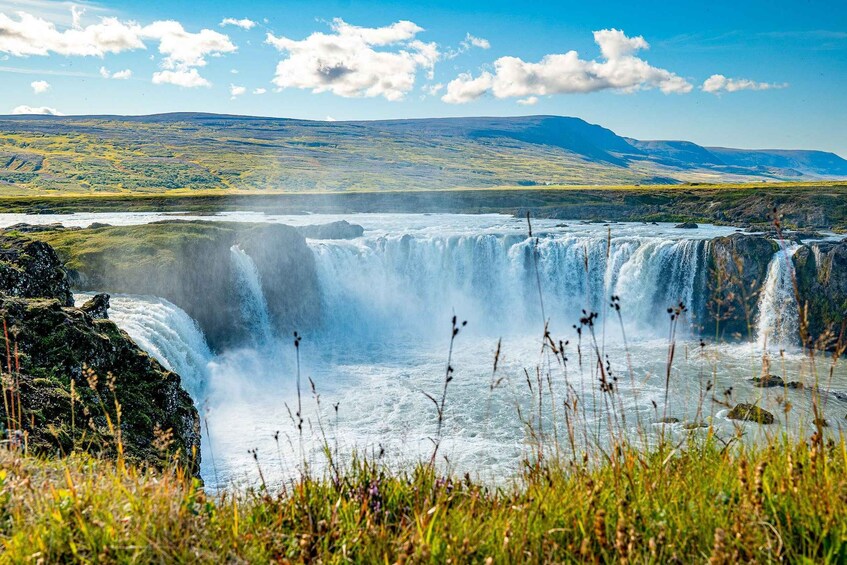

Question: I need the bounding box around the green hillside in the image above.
[1,114,845,195]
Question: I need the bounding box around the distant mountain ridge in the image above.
[0,113,844,193]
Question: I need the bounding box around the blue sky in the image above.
[1,0,845,155]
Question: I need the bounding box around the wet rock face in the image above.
[705,234,778,339]
[36,221,321,351]
[297,220,365,240]
[793,240,847,348]
[0,234,200,472]
[0,235,73,306]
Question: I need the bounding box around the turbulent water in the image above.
[35,212,847,490]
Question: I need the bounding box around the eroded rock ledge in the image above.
[0,233,200,472]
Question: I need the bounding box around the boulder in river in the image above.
[727,403,775,424]
[750,375,785,388]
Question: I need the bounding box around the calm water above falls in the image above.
[55,212,847,490]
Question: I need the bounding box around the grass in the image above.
[2,435,847,562]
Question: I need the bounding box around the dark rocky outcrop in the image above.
[675,222,698,229]
[0,235,74,306]
[80,292,110,319]
[33,221,320,350]
[727,403,775,424]
[0,234,200,471]
[705,234,778,339]
[297,220,365,240]
[793,240,847,348]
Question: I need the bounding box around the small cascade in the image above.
[230,245,274,344]
[75,293,213,397]
[756,245,801,350]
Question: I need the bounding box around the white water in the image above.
[58,213,847,491]
[756,246,801,351]
[230,245,274,346]
[74,293,212,397]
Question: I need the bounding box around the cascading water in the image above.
[756,245,801,350]
[310,233,711,339]
[230,245,274,345]
[74,293,213,397]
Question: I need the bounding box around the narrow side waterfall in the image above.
[309,234,711,339]
[75,293,213,396]
[756,245,801,350]
[230,245,274,344]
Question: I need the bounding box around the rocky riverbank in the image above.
[0,233,200,471]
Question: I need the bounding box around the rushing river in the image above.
[4,212,845,490]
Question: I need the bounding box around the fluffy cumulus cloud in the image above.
[442,29,692,103]
[701,74,788,94]
[0,9,236,87]
[0,11,145,56]
[252,87,266,94]
[11,104,63,115]
[266,18,438,101]
[230,83,246,98]
[517,96,538,106]
[30,79,49,93]
[219,18,256,30]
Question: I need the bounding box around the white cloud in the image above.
[0,9,236,88]
[99,66,132,79]
[0,11,145,56]
[266,18,438,101]
[517,96,538,106]
[422,82,444,96]
[30,79,49,93]
[325,115,336,121]
[141,20,236,70]
[11,104,63,115]
[464,33,490,50]
[220,18,256,30]
[444,32,491,59]
[441,71,493,103]
[230,83,246,98]
[702,74,788,93]
[152,68,210,87]
[442,28,692,103]
[252,87,266,94]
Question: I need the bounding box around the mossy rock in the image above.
[727,403,775,425]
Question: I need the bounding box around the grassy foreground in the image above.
[2,435,846,563]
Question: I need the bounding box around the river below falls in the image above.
[3,211,844,491]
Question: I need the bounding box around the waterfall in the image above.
[309,233,711,339]
[75,293,213,396]
[230,245,274,344]
[756,245,801,350]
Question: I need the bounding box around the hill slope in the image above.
[0,113,844,194]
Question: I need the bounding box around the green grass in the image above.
[2,435,847,563]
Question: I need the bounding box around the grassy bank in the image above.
[1,181,847,231]
[2,435,846,563]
